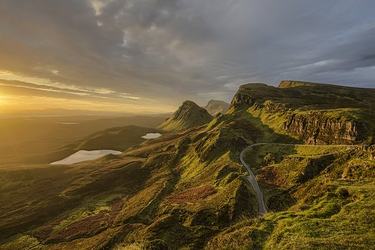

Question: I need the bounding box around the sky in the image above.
[0,0,375,114]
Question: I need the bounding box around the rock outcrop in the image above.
[230,81,374,144]
[283,112,367,144]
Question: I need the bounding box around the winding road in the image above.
[240,143,269,215]
[240,143,358,216]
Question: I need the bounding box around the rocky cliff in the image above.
[283,112,367,144]
[230,81,375,144]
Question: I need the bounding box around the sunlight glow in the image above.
[0,93,174,115]
[0,94,5,105]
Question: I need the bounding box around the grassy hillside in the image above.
[207,144,375,249]
[0,117,260,249]
[0,81,374,249]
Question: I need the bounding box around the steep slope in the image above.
[230,81,375,144]
[205,100,230,115]
[0,114,263,249]
[160,100,213,131]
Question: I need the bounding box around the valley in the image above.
[0,115,168,168]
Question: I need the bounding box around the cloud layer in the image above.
[0,0,374,110]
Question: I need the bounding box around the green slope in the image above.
[0,81,374,249]
[207,144,375,249]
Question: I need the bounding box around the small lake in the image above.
[50,150,122,165]
[141,133,162,139]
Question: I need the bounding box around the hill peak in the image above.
[160,100,212,131]
[182,100,197,105]
[181,100,200,108]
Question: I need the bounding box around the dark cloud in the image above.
[0,0,374,108]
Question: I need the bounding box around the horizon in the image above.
[1,80,374,117]
[1,0,375,114]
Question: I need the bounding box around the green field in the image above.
[208,144,375,249]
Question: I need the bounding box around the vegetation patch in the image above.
[167,185,217,204]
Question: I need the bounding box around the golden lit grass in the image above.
[208,145,375,249]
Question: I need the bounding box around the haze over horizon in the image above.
[1,0,375,114]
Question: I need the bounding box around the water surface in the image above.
[50,150,122,165]
[141,133,162,139]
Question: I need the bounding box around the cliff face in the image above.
[231,92,254,107]
[230,83,275,108]
[283,112,367,144]
[230,81,374,144]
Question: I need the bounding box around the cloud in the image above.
[0,71,140,100]
[0,0,374,110]
[0,82,92,98]
[88,0,115,16]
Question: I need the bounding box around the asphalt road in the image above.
[240,143,358,216]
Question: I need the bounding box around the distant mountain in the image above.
[160,100,212,131]
[204,100,230,115]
